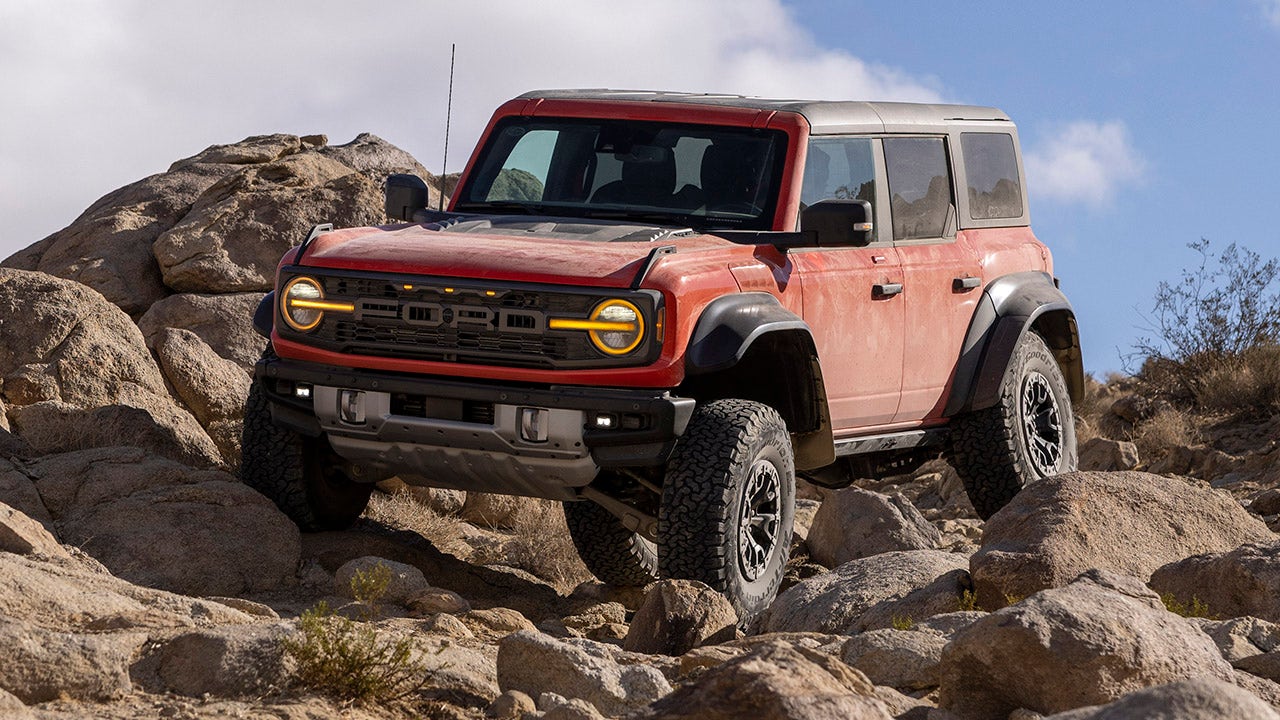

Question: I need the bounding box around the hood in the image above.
[299,217,730,287]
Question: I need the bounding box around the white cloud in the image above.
[1262,0,1280,27]
[1023,121,1144,207]
[0,0,942,260]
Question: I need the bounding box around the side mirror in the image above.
[800,199,874,247]
[385,174,430,221]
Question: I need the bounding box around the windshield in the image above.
[456,117,788,231]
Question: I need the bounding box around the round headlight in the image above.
[281,277,325,331]
[589,299,644,355]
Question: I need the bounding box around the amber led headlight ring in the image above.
[548,298,646,356]
[280,276,353,332]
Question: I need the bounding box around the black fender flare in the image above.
[253,291,275,339]
[945,271,1084,417]
[685,292,813,375]
[684,293,835,470]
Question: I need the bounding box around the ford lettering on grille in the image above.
[355,299,545,334]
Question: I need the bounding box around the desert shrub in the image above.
[1160,592,1214,619]
[956,589,979,613]
[1130,407,1200,463]
[891,615,915,631]
[493,501,593,593]
[1196,344,1280,414]
[283,563,430,703]
[1133,239,1280,410]
[364,489,466,555]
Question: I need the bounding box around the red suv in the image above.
[241,90,1083,619]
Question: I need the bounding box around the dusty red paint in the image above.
[272,94,1059,434]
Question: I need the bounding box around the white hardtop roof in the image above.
[517,89,1012,134]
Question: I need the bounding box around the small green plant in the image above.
[890,615,915,631]
[282,562,429,703]
[1161,592,1214,619]
[348,562,393,620]
[956,589,979,612]
[1002,592,1025,607]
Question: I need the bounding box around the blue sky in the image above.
[2,1,1277,374]
[789,1,1280,373]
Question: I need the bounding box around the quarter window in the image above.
[884,137,953,240]
[961,133,1024,220]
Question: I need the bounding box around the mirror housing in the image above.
[800,199,874,247]
[385,174,430,221]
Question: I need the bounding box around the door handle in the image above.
[953,276,981,291]
[873,282,904,297]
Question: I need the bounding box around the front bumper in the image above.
[255,355,695,500]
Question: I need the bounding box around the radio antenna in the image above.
[439,43,456,211]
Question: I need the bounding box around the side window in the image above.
[962,133,1024,220]
[486,129,555,201]
[801,137,876,209]
[883,137,953,240]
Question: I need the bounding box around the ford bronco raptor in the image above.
[241,90,1082,619]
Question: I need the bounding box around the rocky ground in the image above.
[1,133,1279,719]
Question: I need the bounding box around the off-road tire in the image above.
[658,399,795,622]
[950,331,1077,519]
[563,500,658,587]
[240,365,372,531]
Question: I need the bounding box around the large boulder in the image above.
[0,618,143,704]
[635,640,893,720]
[497,630,671,717]
[134,624,295,698]
[151,328,251,464]
[1,162,238,315]
[136,292,266,372]
[334,556,431,606]
[840,628,947,691]
[1193,616,1280,662]
[0,269,220,465]
[1150,542,1280,623]
[757,550,968,634]
[0,550,252,634]
[1077,437,1140,471]
[1042,678,1280,720]
[623,579,738,656]
[805,488,941,568]
[11,400,222,468]
[22,447,300,596]
[938,570,1235,719]
[970,471,1274,607]
[152,151,385,293]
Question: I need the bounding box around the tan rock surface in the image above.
[939,570,1235,719]
[970,471,1274,607]
[24,447,300,595]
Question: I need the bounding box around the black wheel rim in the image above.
[738,459,781,581]
[1020,371,1063,476]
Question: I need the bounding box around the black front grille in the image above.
[278,269,657,369]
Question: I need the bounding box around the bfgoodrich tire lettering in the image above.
[658,399,795,622]
[239,354,372,531]
[563,499,658,587]
[950,331,1077,519]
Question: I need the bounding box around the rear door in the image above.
[791,136,905,429]
[885,136,983,423]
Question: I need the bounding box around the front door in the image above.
[793,136,905,429]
